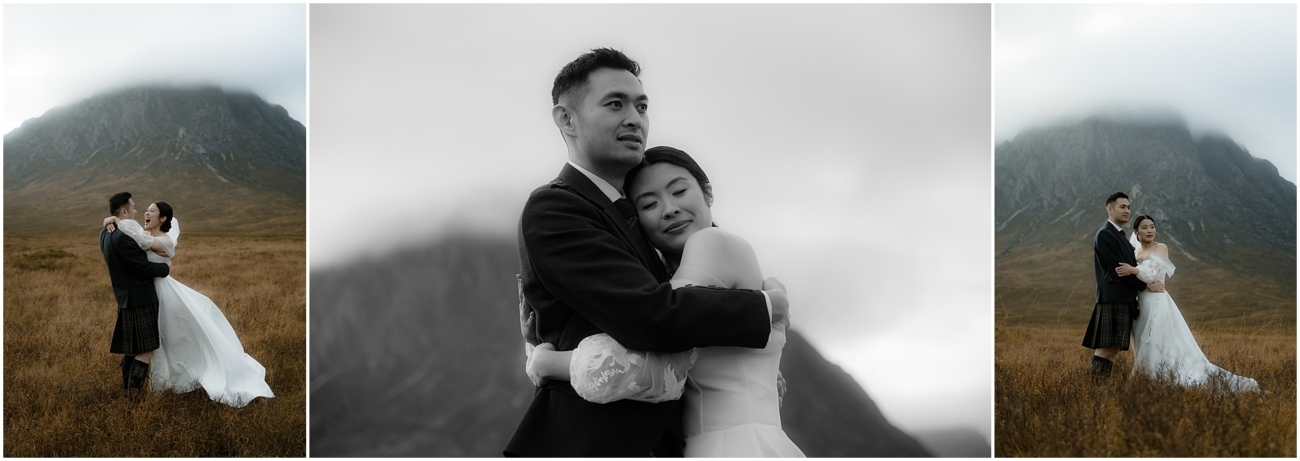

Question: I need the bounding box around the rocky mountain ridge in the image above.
[4,85,305,234]
[994,115,1295,326]
[996,115,1294,276]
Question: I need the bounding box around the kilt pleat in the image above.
[1082,301,1137,350]
[110,303,160,355]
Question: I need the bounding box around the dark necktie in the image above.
[614,198,638,230]
[614,197,658,272]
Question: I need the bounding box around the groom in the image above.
[99,192,171,391]
[1082,192,1163,378]
[505,48,789,457]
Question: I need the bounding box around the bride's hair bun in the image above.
[154,201,175,233]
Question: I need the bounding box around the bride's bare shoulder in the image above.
[685,227,754,256]
[681,227,763,289]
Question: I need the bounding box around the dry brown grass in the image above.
[3,234,305,457]
[995,324,1295,457]
[995,236,1296,456]
[995,241,1295,329]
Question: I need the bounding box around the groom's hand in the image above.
[518,274,540,346]
[1147,280,1165,292]
[776,371,787,408]
[763,277,790,328]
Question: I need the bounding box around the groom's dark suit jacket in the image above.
[1093,221,1146,303]
[100,228,170,309]
[505,163,772,457]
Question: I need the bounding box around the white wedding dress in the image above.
[1130,252,1261,393]
[117,219,274,407]
[679,322,803,457]
[569,327,804,457]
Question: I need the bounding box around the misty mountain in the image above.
[3,85,305,235]
[995,115,1296,322]
[997,115,1295,277]
[913,427,993,457]
[309,234,932,457]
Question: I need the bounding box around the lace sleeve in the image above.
[569,333,697,404]
[117,220,154,251]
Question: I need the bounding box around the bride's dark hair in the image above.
[154,201,174,233]
[623,146,714,206]
[1132,214,1155,231]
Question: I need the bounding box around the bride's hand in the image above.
[1115,262,1137,277]
[762,277,790,329]
[525,342,555,387]
[103,216,120,232]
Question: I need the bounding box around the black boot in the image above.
[1091,356,1113,380]
[120,355,135,389]
[126,359,150,390]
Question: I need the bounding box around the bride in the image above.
[104,202,274,407]
[1117,214,1261,393]
[525,146,805,457]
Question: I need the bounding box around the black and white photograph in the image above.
[3,3,306,457]
[993,4,1296,456]
[308,3,992,457]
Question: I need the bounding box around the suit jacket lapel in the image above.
[555,164,667,281]
[1110,224,1136,265]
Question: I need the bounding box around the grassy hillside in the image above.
[996,325,1294,457]
[995,239,1295,456]
[3,234,306,457]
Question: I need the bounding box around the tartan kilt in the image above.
[1081,301,1138,350]
[109,303,160,355]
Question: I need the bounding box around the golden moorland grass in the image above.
[995,324,1295,457]
[3,234,305,457]
[995,238,1296,457]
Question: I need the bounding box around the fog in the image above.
[310,4,992,440]
[3,4,307,134]
[995,3,1297,182]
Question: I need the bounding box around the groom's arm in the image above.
[116,234,170,279]
[522,188,770,353]
[1095,230,1146,292]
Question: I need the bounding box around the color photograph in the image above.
[994,4,1296,457]
[308,3,991,457]
[3,4,306,456]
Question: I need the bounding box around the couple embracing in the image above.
[505,49,805,457]
[1083,192,1260,392]
[99,192,274,406]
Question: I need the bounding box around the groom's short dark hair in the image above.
[1106,192,1129,205]
[108,192,132,215]
[552,48,641,106]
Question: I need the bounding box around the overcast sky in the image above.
[311,4,991,440]
[3,3,306,134]
[996,3,1297,182]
